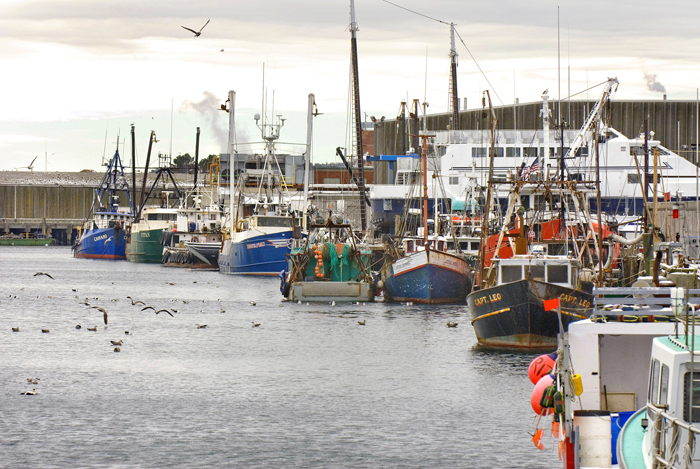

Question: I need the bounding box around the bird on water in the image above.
[110,340,123,346]
[358,320,366,326]
[27,378,39,384]
[196,324,207,329]
[181,19,210,37]
[447,322,458,328]
[87,326,98,332]
[41,329,50,333]
[252,322,261,328]
[11,327,19,332]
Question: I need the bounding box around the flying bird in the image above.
[127,296,145,306]
[141,306,155,312]
[91,306,108,324]
[156,309,174,317]
[34,272,54,279]
[181,19,210,37]
[15,155,38,172]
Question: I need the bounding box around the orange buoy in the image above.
[532,428,545,451]
[531,375,554,415]
[528,353,556,385]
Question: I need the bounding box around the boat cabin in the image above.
[401,236,449,254]
[495,255,580,288]
[93,211,133,229]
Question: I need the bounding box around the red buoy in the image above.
[528,353,556,385]
[531,375,554,415]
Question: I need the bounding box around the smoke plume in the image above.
[644,72,666,94]
[180,91,230,152]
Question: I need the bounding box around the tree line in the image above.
[172,154,218,172]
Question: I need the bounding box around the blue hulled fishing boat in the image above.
[73,144,134,260]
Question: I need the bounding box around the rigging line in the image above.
[380,0,449,24]
[454,28,504,106]
[565,80,613,100]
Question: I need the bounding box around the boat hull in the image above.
[73,227,127,260]
[219,230,293,275]
[0,237,53,246]
[289,281,375,302]
[126,228,164,263]
[468,279,593,349]
[185,242,220,268]
[382,250,470,304]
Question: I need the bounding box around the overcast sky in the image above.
[1,0,699,172]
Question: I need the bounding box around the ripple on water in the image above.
[0,246,558,468]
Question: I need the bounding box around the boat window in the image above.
[148,214,158,220]
[256,217,292,227]
[449,177,459,185]
[659,364,669,406]
[210,214,217,220]
[472,148,487,158]
[108,221,115,228]
[650,359,660,404]
[491,147,504,158]
[101,215,105,219]
[547,265,568,283]
[523,147,537,158]
[506,147,521,158]
[501,265,522,283]
[471,242,480,251]
[525,265,545,280]
[406,240,415,253]
[684,372,700,421]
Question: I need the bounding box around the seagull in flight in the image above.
[15,155,38,171]
[181,19,210,37]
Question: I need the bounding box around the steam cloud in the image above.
[180,91,247,152]
[644,72,666,94]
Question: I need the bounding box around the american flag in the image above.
[520,156,540,179]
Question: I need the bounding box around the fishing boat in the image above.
[161,189,223,269]
[468,81,624,349]
[126,206,177,263]
[218,90,306,276]
[378,124,471,304]
[73,144,134,260]
[524,284,683,467]
[282,213,375,302]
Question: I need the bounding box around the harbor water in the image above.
[1,246,559,468]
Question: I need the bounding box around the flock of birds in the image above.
[11,271,460,395]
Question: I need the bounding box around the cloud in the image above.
[644,72,666,94]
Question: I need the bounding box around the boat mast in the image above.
[449,23,459,131]
[131,124,136,215]
[194,127,200,191]
[477,90,497,290]
[422,124,429,247]
[227,90,237,228]
[303,94,316,232]
[349,0,367,232]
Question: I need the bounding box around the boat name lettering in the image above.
[247,241,266,249]
[142,232,150,238]
[94,234,107,241]
[473,293,502,307]
[559,293,590,309]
